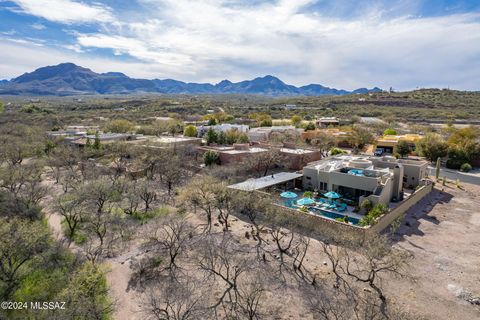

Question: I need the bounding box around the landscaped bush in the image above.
[460,163,472,172]
[383,128,397,135]
[446,158,463,170]
[359,203,388,226]
[203,150,220,166]
[330,147,347,155]
[303,191,314,198]
[183,125,198,137]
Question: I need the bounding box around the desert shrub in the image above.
[203,151,220,166]
[183,125,198,137]
[383,128,397,135]
[446,158,463,170]
[105,119,134,133]
[330,147,347,155]
[460,163,472,172]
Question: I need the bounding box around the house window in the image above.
[306,176,311,180]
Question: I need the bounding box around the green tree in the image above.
[0,218,50,299]
[58,262,113,320]
[0,101,4,114]
[205,129,218,145]
[291,115,302,127]
[349,126,374,153]
[217,131,227,145]
[304,122,316,131]
[207,118,217,126]
[254,113,272,127]
[395,140,412,158]
[183,125,198,137]
[416,133,448,162]
[203,151,220,166]
[237,133,249,143]
[105,119,134,133]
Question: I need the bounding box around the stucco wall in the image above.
[264,182,433,239]
[367,182,433,234]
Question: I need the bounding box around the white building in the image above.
[197,124,249,137]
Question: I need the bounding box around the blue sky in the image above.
[0,0,479,90]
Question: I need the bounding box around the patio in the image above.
[279,190,365,225]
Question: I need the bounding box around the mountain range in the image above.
[0,63,382,96]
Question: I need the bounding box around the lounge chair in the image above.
[337,203,347,212]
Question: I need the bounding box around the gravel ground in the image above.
[387,183,480,319]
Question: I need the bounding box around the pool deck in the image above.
[286,201,364,220]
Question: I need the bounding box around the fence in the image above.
[265,182,433,239]
[367,182,433,234]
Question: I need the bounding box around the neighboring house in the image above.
[197,124,249,137]
[198,144,268,165]
[71,133,143,147]
[248,126,302,142]
[375,134,423,154]
[132,135,202,148]
[316,117,339,128]
[302,155,429,205]
[198,142,320,170]
[301,128,352,147]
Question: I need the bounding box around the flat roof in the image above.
[222,147,267,154]
[228,172,303,191]
[280,148,316,155]
[148,136,201,143]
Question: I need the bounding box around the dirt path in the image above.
[387,184,480,319]
[40,173,142,319]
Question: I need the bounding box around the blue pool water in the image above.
[282,200,360,225]
[308,207,360,225]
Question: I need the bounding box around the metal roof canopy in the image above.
[228,172,303,191]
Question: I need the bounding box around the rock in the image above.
[323,261,328,266]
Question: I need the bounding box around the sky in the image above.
[0,0,479,90]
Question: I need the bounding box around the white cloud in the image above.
[2,0,480,90]
[31,23,46,30]
[9,0,114,23]
[68,0,480,90]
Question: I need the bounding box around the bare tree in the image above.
[320,236,412,319]
[242,149,283,177]
[212,182,234,232]
[139,180,157,213]
[143,215,195,274]
[311,132,337,157]
[178,175,218,233]
[237,276,267,320]
[143,278,209,320]
[197,235,248,318]
[55,193,85,242]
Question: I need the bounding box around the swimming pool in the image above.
[308,207,360,225]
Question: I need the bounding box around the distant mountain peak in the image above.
[0,63,383,96]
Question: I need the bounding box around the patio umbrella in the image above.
[280,191,298,199]
[297,197,315,206]
[324,191,341,199]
